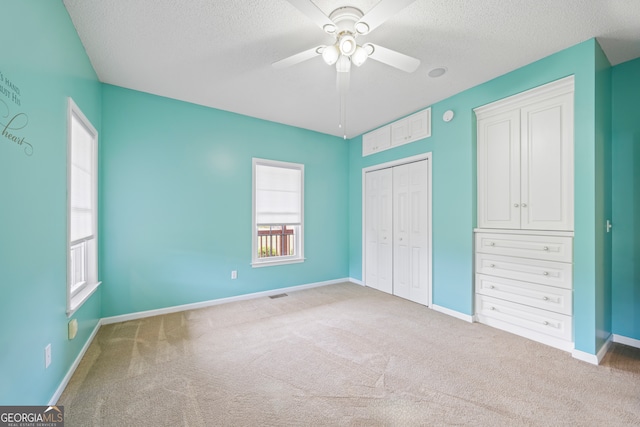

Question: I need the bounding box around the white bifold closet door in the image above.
[365,167,393,294]
[365,160,428,305]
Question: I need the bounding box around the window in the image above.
[67,98,100,315]
[252,158,304,267]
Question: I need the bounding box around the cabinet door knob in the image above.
[543,271,549,276]
[542,296,549,301]
[489,242,495,246]
[489,264,495,268]
[521,203,527,208]
[399,237,403,241]
[490,306,496,311]
[543,246,549,251]
[489,285,495,289]
[543,321,549,326]
[514,203,519,208]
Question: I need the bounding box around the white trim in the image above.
[349,277,364,286]
[431,304,474,323]
[49,319,102,405]
[474,75,575,118]
[361,152,433,307]
[571,335,613,365]
[613,334,640,349]
[101,278,345,325]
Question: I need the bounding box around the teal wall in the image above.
[594,42,613,350]
[100,85,349,317]
[0,1,102,404]
[611,57,640,340]
[348,40,603,353]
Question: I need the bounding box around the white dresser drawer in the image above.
[476,294,572,341]
[476,253,572,289]
[476,233,573,262]
[476,274,572,315]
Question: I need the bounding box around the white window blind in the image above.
[255,164,302,225]
[70,114,94,243]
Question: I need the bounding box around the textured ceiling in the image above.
[63,0,640,138]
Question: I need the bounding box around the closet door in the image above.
[393,160,428,304]
[477,109,521,229]
[520,93,574,231]
[364,168,393,294]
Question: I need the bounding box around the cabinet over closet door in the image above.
[393,161,428,305]
[477,109,521,229]
[520,93,574,231]
[364,168,393,294]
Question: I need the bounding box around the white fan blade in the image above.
[272,46,324,69]
[356,0,417,34]
[285,0,335,32]
[366,43,420,73]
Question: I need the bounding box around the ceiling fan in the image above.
[274,0,420,75]
[273,0,420,137]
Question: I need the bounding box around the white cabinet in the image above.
[476,77,574,231]
[362,108,431,157]
[475,230,574,350]
[391,109,431,146]
[474,77,575,352]
[362,125,391,157]
[364,159,430,305]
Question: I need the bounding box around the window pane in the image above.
[70,114,94,241]
[256,164,302,225]
[257,225,297,258]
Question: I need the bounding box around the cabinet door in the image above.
[364,168,393,294]
[362,126,391,156]
[393,160,428,304]
[477,109,521,229]
[390,110,431,147]
[520,93,574,231]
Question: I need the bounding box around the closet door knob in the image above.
[489,264,495,268]
[490,306,496,311]
[521,203,527,208]
[489,242,495,247]
[543,246,549,251]
[542,296,549,301]
[489,285,495,289]
[543,321,549,326]
[543,271,549,276]
[514,203,519,208]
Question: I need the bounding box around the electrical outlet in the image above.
[231,270,237,279]
[45,344,51,369]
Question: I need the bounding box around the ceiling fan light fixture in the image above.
[322,44,340,65]
[339,34,357,56]
[351,45,368,67]
[336,55,351,73]
[363,43,375,56]
[355,21,369,35]
[323,23,336,34]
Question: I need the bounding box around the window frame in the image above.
[67,98,101,316]
[252,158,304,267]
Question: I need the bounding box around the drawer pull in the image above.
[543,321,549,326]
[543,246,549,251]
[489,242,495,246]
[490,306,496,311]
[543,271,549,276]
[489,264,495,268]
[542,296,549,301]
[514,203,519,208]
[489,285,495,289]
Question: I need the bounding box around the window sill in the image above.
[251,258,305,268]
[67,280,101,317]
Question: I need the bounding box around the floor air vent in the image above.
[269,293,288,299]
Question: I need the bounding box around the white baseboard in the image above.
[431,304,474,323]
[50,319,102,405]
[613,334,640,349]
[101,278,347,325]
[349,277,364,286]
[572,334,613,365]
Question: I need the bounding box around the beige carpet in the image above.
[58,283,640,426]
